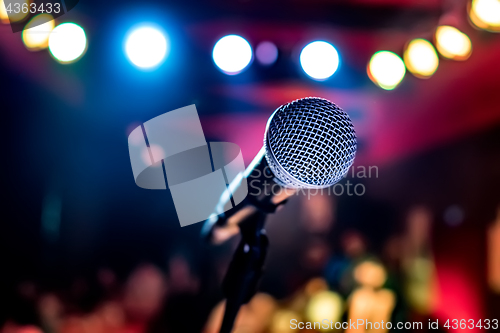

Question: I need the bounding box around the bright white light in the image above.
[49,23,87,64]
[300,41,340,80]
[368,51,406,90]
[470,0,500,31]
[212,35,253,75]
[126,26,168,69]
[403,39,439,78]
[435,26,472,60]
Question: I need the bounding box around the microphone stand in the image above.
[202,151,294,333]
[218,189,290,333]
[219,209,268,333]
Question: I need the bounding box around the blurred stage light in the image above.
[125,26,168,69]
[368,51,406,90]
[469,0,500,32]
[1,0,29,23]
[435,26,472,60]
[22,14,55,51]
[49,23,87,64]
[0,1,9,24]
[404,39,439,78]
[299,41,340,80]
[256,41,278,66]
[306,291,343,328]
[212,34,253,75]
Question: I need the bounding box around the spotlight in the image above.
[469,0,500,32]
[256,41,278,66]
[125,26,168,69]
[49,23,87,64]
[299,41,340,80]
[368,51,406,90]
[435,26,472,61]
[403,39,439,78]
[212,35,253,75]
[22,14,55,51]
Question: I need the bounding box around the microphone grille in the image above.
[264,97,357,189]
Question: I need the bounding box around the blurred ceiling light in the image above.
[404,39,439,78]
[469,0,500,32]
[435,25,472,60]
[213,34,253,75]
[367,51,406,90]
[49,23,87,64]
[256,41,278,66]
[300,41,340,80]
[22,14,55,51]
[0,0,9,24]
[125,26,168,69]
[306,291,343,328]
[1,0,30,23]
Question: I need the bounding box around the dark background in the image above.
[1,0,500,332]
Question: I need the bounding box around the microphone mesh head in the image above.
[264,97,357,189]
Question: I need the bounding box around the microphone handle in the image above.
[202,147,295,244]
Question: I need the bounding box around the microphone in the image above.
[202,97,357,243]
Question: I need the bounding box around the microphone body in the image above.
[208,97,357,333]
[202,97,357,243]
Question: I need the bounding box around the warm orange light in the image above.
[0,0,9,24]
[368,51,406,90]
[22,14,55,51]
[0,0,30,23]
[404,39,439,78]
[435,26,472,60]
[469,0,500,32]
[488,208,500,293]
[305,291,343,330]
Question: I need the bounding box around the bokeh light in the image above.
[368,51,406,90]
[256,41,278,66]
[469,0,500,32]
[305,291,343,329]
[435,26,472,60]
[270,310,301,333]
[299,41,340,80]
[1,0,30,23]
[49,23,87,64]
[22,14,55,51]
[125,26,168,69]
[0,0,9,24]
[403,39,439,78]
[212,34,253,75]
[353,260,387,288]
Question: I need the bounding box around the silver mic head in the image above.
[264,97,357,189]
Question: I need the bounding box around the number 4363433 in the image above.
[5,2,61,14]
[444,319,498,330]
